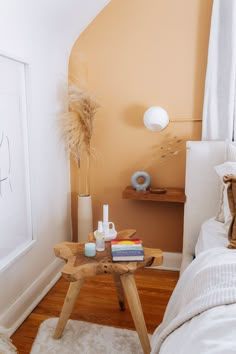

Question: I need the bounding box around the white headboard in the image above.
[180,141,226,274]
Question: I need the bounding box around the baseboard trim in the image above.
[0,258,63,335]
[149,252,182,271]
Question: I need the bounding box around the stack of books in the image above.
[111,239,144,261]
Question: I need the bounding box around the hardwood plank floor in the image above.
[11,268,179,354]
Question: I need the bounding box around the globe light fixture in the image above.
[143,106,169,131]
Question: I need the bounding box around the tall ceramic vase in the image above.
[77,194,93,242]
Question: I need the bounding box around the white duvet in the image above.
[151,247,236,354]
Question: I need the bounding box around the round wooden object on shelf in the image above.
[149,187,167,194]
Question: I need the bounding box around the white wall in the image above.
[0,0,110,333]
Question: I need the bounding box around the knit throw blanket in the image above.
[150,247,236,354]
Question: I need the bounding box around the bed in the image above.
[150,140,236,354]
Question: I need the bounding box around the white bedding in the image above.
[151,247,236,354]
[159,304,236,354]
[195,217,228,256]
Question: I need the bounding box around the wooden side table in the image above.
[53,229,163,354]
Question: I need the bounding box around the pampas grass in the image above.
[62,84,100,195]
[63,85,99,164]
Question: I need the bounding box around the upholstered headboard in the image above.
[180,141,225,274]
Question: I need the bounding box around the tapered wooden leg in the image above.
[53,279,84,339]
[120,273,151,354]
[112,273,125,311]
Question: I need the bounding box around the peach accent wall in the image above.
[69,0,213,252]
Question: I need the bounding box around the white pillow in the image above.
[227,141,236,161]
[195,217,228,257]
[215,184,225,222]
[214,161,236,230]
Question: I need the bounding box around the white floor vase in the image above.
[77,195,93,242]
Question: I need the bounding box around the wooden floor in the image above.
[11,268,179,354]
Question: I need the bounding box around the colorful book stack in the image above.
[111,239,144,261]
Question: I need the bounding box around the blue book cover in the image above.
[111,249,144,261]
[112,250,144,256]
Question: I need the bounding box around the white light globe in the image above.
[143,106,169,131]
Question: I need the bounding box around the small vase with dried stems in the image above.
[62,84,99,242]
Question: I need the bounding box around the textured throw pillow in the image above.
[215,142,236,223]
[223,174,236,249]
[214,162,236,230]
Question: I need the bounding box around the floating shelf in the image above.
[122,186,186,203]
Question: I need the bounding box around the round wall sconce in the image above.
[143,106,169,131]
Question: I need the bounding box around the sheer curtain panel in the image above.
[202,0,236,141]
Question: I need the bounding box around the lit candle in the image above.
[103,204,109,223]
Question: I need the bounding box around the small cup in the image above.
[84,242,96,257]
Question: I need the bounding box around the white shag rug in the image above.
[30,318,151,354]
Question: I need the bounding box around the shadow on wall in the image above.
[122,104,147,130]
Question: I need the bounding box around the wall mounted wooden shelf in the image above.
[122,186,186,203]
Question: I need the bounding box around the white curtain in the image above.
[202,0,236,141]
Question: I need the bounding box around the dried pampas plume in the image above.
[141,134,186,171]
[62,85,100,165]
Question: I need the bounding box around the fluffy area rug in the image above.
[30,318,151,354]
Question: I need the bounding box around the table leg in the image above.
[112,273,125,311]
[53,278,84,339]
[120,273,151,354]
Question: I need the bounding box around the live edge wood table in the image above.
[53,229,163,354]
